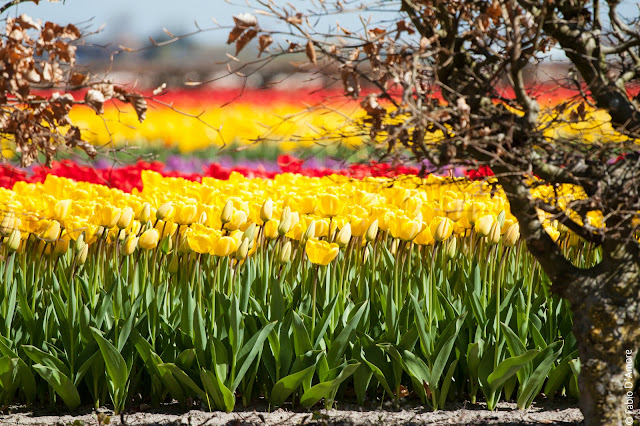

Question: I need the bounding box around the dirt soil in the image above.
[2,399,634,426]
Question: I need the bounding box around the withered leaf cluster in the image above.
[0,14,148,167]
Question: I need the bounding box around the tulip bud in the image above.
[156,202,174,221]
[121,235,138,256]
[117,207,134,230]
[279,241,292,264]
[53,200,72,222]
[280,206,291,222]
[243,223,257,241]
[76,244,89,265]
[433,217,453,242]
[220,201,233,224]
[236,238,250,260]
[497,210,506,228]
[503,223,520,247]
[390,238,398,256]
[260,198,273,222]
[365,219,379,243]
[198,211,208,225]
[335,223,352,247]
[475,215,494,237]
[139,203,152,223]
[96,226,105,239]
[4,228,20,252]
[487,221,501,245]
[363,245,370,263]
[160,235,173,254]
[278,214,293,236]
[139,229,160,250]
[300,220,316,245]
[445,237,457,258]
[0,211,14,236]
[178,232,191,255]
[168,256,179,274]
[75,233,86,253]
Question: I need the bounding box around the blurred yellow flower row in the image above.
[64,90,631,154]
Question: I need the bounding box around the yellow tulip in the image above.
[220,200,233,224]
[0,210,15,236]
[117,207,134,230]
[443,196,464,222]
[297,196,317,214]
[4,228,21,252]
[187,231,214,254]
[260,198,273,222]
[96,204,121,229]
[76,244,89,265]
[264,219,279,239]
[389,216,421,241]
[414,225,434,245]
[466,201,485,225]
[350,216,369,237]
[503,222,520,247]
[431,216,453,242]
[314,218,329,238]
[41,220,61,242]
[306,238,340,265]
[139,229,160,250]
[225,209,247,231]
[54,232,70,256]
[279,241,292,264]
[175,203,198,225]
[138,202,152,223]
[235,237,250,260]
[365,219,379,242]
[475,214,495,237]
[301,220,316,244]
[278,213,293,236]
[156,202,174,221]
[214,236,237,257]
[335,223,352,247]
[121,235,138,256]
[487,221,501,244]
[53,200,72,222]
[318,194,344,217]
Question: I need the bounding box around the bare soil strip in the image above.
[1,400,626,425]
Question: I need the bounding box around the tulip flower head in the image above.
[139,229,160,250]
[306,238,340,265]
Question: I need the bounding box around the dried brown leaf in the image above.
[126,93,147,122]
[305,40,317,64]
[286,13,303,25]
[70,72,89,87]
[258,34,273,56]
[227,26,245,44]
[84,89,105,114]
[236,28,258,55]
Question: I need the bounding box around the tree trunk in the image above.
[565,246,640,426]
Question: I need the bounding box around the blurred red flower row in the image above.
[0,156,436,192]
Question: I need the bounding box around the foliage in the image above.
[0,171,598,411]
[0,4,147,167]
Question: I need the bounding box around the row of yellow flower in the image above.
[0,170,603,263]
[63,91,628,154]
